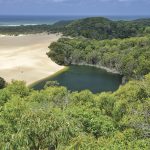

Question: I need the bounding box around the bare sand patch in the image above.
[0,33,64,85]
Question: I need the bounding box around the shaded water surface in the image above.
[32,65,122,93]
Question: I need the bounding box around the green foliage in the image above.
[0,77,6,89]
[0,24,54,35]
[48,36,150,79]
[97,93,116,116]
[0,88,10,106]
[44,80,60,89]
[0,73,149,149]
[0,20,72,35]
[6,80,30,97]
[1,17,150,39]
[63,17,150,40]
[0,81,30,107]
[1,16,150,149]
[65,130,150,150]
[144,26,150,34]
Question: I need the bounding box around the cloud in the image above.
[0,0,147,2]
[0,0,149,5]
[0,0,149,15]
[0,0,68,2]
[52,0,68,2]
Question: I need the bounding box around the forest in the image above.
[0,20,72,35]
[47,36,150,80]
[0,17,150,39]
[62,17,150,39]
[0,74,150,149]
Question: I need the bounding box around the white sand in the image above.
[0,33,64,85]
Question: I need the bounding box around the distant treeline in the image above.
[1,17,150,39]
[0,24,59,35]
[0,20,72,35]
[47,36,150,80]
[62,17,150,39]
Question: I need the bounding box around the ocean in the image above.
[0,15,84,26]
[0,15,150,26]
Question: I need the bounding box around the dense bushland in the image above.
[1,16,150,149]
[0,77,6,89]
[1,17,150,40]
[0,74,150,149]
[0,20,72,35]
[63,17,150,40]
[47,36,150,80]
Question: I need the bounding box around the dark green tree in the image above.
[0,77,6,89]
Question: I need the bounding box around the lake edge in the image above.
[30,65,122,93]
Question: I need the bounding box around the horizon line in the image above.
[0,14,150,16]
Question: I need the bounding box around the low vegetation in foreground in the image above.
[0,73,150,149]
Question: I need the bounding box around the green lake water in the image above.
[32,65,122,93]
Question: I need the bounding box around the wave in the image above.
[0,24,39,27]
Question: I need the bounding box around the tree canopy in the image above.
[0,77,6,89]
[0,74,150,149]
[1,17,150,39]
[47,36,150,80]
[1,16,150,149]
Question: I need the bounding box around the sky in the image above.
[0,0,150,16]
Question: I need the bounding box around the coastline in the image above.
[0,33,64,85]
[0,32,59,37]
[0,34,28,37]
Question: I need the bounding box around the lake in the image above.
[31,65,122,93]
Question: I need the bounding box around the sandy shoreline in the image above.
[0,33,64,85]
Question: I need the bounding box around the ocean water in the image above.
[0,15,150,26]
[0,15,84,26]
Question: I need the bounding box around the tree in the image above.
[0,74,150,149]
[48,36,150,80]
[44,80,60,88]
[0,77,6,89]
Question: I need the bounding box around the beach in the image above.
[0,33,64,85]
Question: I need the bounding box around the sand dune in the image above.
[0,33,64,85]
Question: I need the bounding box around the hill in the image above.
[1,17,150,39]
[61,17,150,39]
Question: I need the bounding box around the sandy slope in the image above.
[0,33,64,85]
